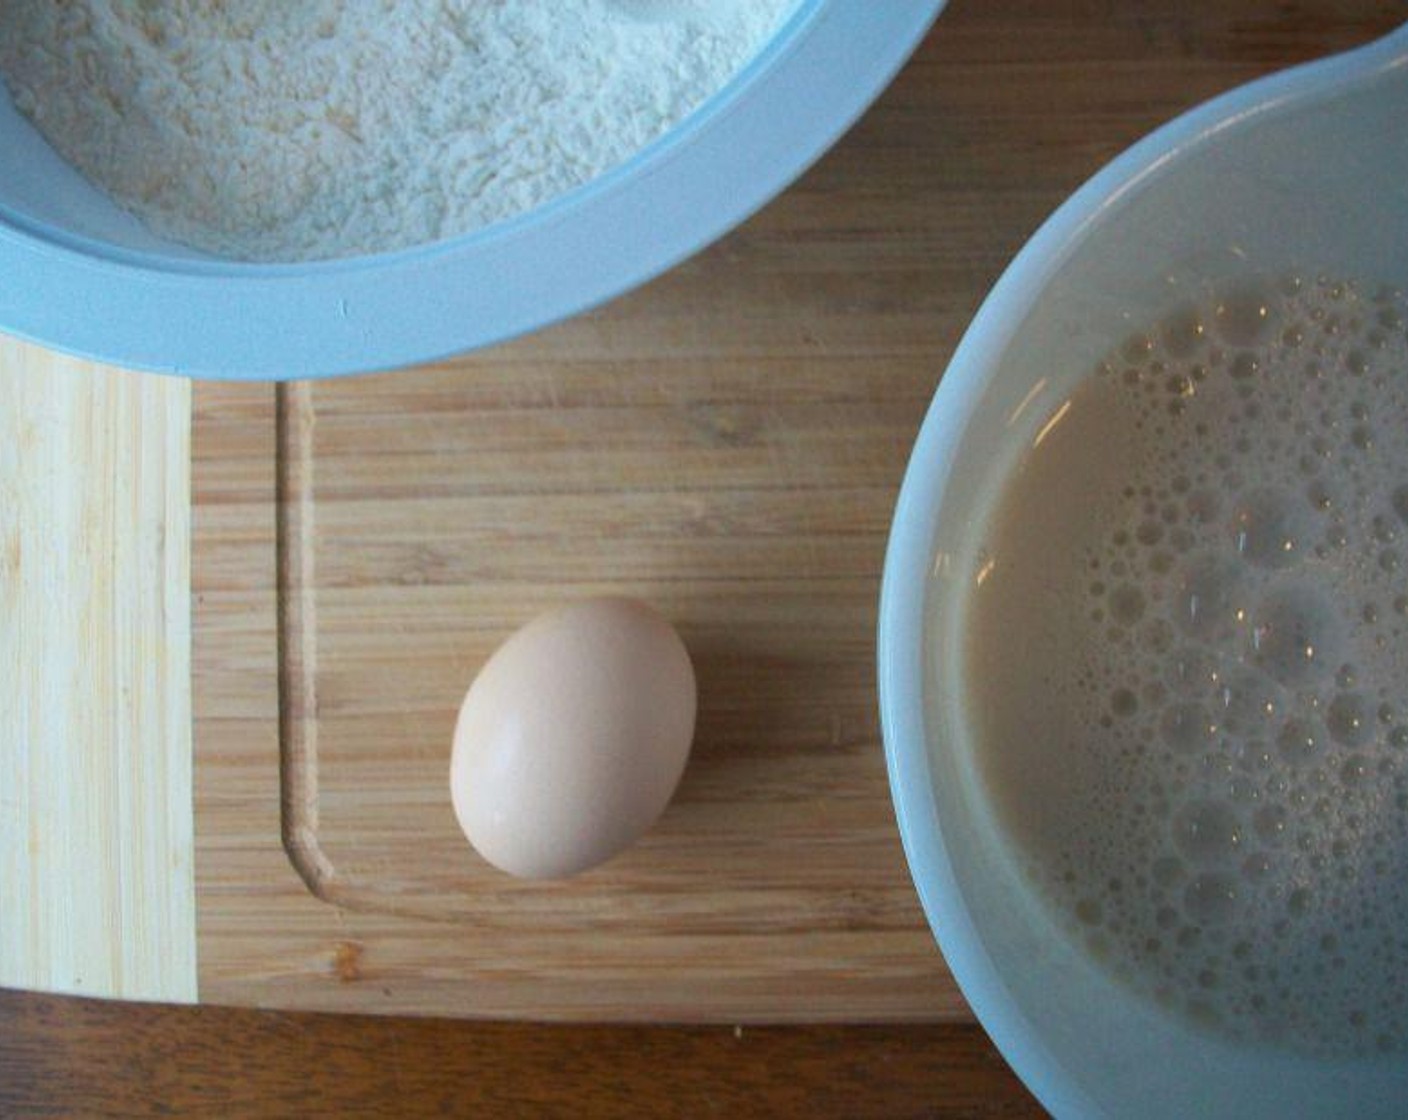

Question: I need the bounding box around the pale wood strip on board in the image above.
[0,336,195,1002]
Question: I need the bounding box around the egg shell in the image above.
[449,597,696,880]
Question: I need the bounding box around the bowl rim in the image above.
[878,22,1408,1119]
[0,0,946,380]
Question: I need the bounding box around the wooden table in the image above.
[1,0,1398,1114]
[0,988,1040,1118]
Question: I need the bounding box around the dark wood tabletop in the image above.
[3,1,1400,1117]
[0,989,1041,1118]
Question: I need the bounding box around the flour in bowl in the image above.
[0,1,795,261]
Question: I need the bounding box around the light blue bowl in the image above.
[880,23,1408,1120]
[0,2,944,380]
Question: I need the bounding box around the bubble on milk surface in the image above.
[972,275,1408,1057]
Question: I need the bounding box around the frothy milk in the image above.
[964,274,1408,1056]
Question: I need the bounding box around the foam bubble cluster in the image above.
[971,275,1408,1057]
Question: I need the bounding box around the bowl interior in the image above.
[0,90,205,258]
[0,1,947,377]
[0,4,826,268]
[887,28,1408,1119]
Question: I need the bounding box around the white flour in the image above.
[0,1,794,261]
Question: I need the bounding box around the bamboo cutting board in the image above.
[5,0,1399,1020]
[193,333,949,1022]
[0,345,193,1003]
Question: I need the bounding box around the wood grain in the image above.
[0,987,1042,1119]
[196,376,962,1020]
[189,0,1405,1022]
[0,338,195,1003]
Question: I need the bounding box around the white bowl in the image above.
[0,1,944,379]
[879,24,1408,1120]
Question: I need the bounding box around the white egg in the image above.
[449,597,696,879]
